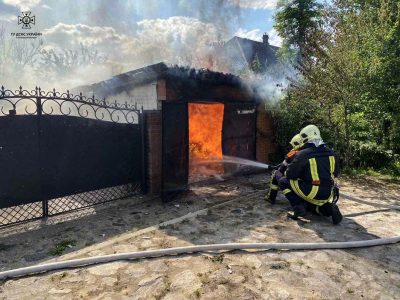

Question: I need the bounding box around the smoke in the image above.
[251,63,295,104]
[0,0,289,103]
[228,0,277,10]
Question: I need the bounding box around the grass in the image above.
[343,167,400,181]
[193,289,201,298]
[49,239,77,256]
[210,254,224,263]
[158,224,168,230]
[296,259,305,266]
[198,272,211,285]
[154,278,171,300]
[347,288,354,294]
[50,272,68,282]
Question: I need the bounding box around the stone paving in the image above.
[0,173,400,299]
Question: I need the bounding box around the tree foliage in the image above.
[273,0,400,173]
[250,53,262,73]
[37,44,107,77]
[275,0,323,61]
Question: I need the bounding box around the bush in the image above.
[351,141,394,170]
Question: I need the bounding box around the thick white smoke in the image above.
[0,0,288,103]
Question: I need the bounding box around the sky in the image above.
[0,0,282,88]
[0,0,281,43]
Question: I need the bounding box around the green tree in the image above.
[250,53,262,73]
[274,0,323,61]
[272,0,400,172]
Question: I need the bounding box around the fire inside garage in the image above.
[189,103,225,180]
[76,62,277,201]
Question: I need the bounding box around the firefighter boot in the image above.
[331,203,343,225]
[318,202,342,225]
[287,204,307,220]
[265,189,278,204]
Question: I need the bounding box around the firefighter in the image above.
[265,134,304,204]
[276,125,343,224]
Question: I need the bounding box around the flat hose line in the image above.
[1,237,400,280]
[1,192,399,280]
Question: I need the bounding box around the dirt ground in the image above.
[0,173,400,300]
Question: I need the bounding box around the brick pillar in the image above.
[256,104,278,163]
[145,111,162,194]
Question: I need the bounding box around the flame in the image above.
[189,103,224,178]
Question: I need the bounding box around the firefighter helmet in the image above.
[300,124,321,143]
[290,134,303,150]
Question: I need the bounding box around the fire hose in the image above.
[1,237,400,280]
[1,188,399,280]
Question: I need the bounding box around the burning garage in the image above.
[76,63,277,201]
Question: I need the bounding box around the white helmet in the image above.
[300,124,321,143]
[290,134,303,150]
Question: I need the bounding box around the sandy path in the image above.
[0,174,399,299]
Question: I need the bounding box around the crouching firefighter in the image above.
[265,134,304,204]
[276,125,343,225]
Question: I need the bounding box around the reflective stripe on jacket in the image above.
[285,144,339,206]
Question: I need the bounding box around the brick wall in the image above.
[145,111,162,194]
[256,104,278,163]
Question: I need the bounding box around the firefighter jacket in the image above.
[285,143,339,206]
[278,149,299,174]
[269,149,300,192]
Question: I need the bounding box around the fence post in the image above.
[140,111,147,194]
[36,96,48,218]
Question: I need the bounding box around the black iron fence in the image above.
[0,86,145,227]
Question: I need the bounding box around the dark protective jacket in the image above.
[270,149,300,192]
[285,143,339,205]
[278,149,299,174]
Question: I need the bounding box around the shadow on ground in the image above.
[0,174,265,270]
[0,173,399,278]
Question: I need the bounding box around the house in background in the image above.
[218,33,280,74]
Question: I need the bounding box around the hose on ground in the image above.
[1,236,400,280]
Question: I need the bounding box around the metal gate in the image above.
[222,102,256,174]
[0,86,144,226]
[161,102,188,202]
[222,102,256,159]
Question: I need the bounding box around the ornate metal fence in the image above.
[0,86,141,123]
[0,86,145,227]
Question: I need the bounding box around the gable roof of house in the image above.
[223,36,279,69]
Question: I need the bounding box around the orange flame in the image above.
[189,103,224,178]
